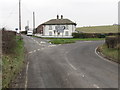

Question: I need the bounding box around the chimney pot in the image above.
[61,15,63,19]
[57,15,59,19]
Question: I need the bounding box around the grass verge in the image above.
[98,44,119,63]
[2,36,25,88]
[49,38,104,44]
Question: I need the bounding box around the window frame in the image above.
[65,31,69,36]
[49,31,52,36]
[49,25,52,30]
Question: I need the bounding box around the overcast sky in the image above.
[0,0,119,30]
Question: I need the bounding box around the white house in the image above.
[36,15,77,38]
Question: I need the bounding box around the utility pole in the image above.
[27,20,29,27]
[19,0,21,33]
[33,12,35,30]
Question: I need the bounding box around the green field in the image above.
[76,25,118,33]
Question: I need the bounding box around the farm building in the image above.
[36,15,77,38]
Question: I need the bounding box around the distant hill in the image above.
[76,25,118,33]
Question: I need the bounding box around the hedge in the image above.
[72,32,119,38]
[105,36,120,49]
[2,30,17,54]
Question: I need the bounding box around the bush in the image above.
[72,32,119,38]
[72,33,106,38]
[2,30,17,54]
[105,36,119,48]
[21,31,27,34]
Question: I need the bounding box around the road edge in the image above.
[95,46,118,65]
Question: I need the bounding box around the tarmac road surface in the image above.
[14,35,118,88]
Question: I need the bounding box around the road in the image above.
[15,35,118,88]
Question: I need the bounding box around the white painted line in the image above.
[25,62,29,89]
[65,54,77,71]
[28,51,33,54]
[69,63,77,70]
[40,41,46,44]
[38,49,40,51]
[33,50,36,52]
[41,48,44,50]
[95,47,117,65]
[48,45,56,47]
[93,84,100,88]
[36,41,39,44]
[81,74,85,77]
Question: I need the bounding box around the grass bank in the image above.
[49,38,104,44]
[2,36,25,88]
[98,44,119,63]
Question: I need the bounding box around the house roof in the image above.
[41,19,77,25]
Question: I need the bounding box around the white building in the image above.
[36,15,77,38]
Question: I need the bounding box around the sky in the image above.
[0,0,119,30]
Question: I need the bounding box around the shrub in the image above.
[105,36,119,48]
[72,33,107,38]
[21,31,27,34]
[2,30,17,54]
[72,32,120,38]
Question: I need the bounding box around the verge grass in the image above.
[2,36,25,88]
[99,44,119,63]
[49,38,104,44]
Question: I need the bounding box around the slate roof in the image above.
[41,19,76,25]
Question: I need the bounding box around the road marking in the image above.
[38,49,40,51]
[69,63,77,70]
[93,84,100,88]
[33,50,36,52]
[28,51,33,54]
[36,41,39,44]
[81,74,85,77]
[64,52,77,71]
[40,41,46,44]
[95,47,117,65]
[25,62,29,89]
[41,48,44,50]
[48,45,56,47]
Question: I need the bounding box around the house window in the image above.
[49,31,52,36]
[65,31,69,36]
[49,25,52,30]
[65,25,69,29]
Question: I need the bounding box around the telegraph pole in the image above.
[27,20,29,27]
[19,0,21,32]
[33,12,35,30]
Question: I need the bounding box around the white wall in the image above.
[43,25,76,37]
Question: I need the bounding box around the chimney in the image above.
[61,15,63,19]
[57,15,59,19]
